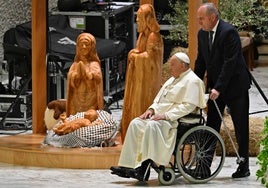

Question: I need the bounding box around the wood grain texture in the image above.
[0,134,122,169]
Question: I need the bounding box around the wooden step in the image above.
[0,134,122,169]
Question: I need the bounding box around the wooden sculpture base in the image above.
[0,133,122,169]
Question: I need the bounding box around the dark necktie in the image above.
[208,31,214,52]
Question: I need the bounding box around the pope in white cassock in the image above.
[111,52,207,182]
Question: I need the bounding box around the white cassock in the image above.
[118,69,207,168]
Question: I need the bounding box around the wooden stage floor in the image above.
[0,133,122,169]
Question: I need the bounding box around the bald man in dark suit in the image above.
[194,3,251,178]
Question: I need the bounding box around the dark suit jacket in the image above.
[194,19,251,100]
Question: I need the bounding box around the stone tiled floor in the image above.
[0,157,263,188]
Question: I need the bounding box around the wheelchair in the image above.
[150,109,226,185]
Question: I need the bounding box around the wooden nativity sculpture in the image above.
[120,4,164,142]
[66,32,104,116]
[52,33,104,135]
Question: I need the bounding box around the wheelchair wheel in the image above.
[175,126,225,183]
[158,167,176,185]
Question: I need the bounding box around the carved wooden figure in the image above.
[53,109,99,135]
[121,4,164,142]
[66,33,103,116]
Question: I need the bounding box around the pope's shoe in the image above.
[128,166,150,182]
[126,160,151,182]
[110,166,131,178]
[128,160,151,182]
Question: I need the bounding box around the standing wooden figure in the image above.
[66,33,103,116]
[121,4,164,142]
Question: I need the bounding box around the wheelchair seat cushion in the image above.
[176,109,205,139]
[178,109,205,126]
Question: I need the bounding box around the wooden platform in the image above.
[0,133,122,169]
